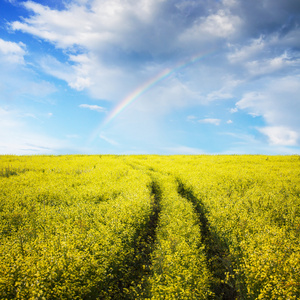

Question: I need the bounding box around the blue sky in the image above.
[0,0,300,155]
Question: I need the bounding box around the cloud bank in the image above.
[0,0,299,154]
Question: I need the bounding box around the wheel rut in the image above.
[120,179,162,299]
[177,179,238,300]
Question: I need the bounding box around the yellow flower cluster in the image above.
[148,172,212,299]
[1,154,299,299]
[145,155,300,299]
[0,155,153,299]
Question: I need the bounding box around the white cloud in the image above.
[39,55,92,91]
[11,0,181,54]
[246,52,296,76]
[11,1,96,49]
[236,76,300,145]
[0,38,26,64]
[0,107,69,154]
[9,0,243,102]
[134,76,203,114]
[237,76,300,128]
[221,131,299,155]
[259,126,299,146]
[99,134,119,146]
[228,33,300,79]
[79,104,106,112]
[200,9,241,38]
[179,9,241,49]
[227,120,233,124]
[6,0,300,156]
[0,39,57,103]
[198,118,221,126]
[228,35,266,63]
[9,0,297,110]
[207,88,232,101]
[222,0,238,7]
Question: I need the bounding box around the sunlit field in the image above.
[1,155,299,299]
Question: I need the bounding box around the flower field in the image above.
[1,155,299,299]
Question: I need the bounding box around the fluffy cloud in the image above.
[179,8,242,48]
[79,104,106,112]
[258,126,299,146]
[10,0,300,102]
[11,0,191,55]
[5,0,300,154]
[198,118,221,126]
[245,52,295,77]
[227,36,266,63]
[236,76,300,145]
[237,76,300,127]
[39,55,92,91]
[0,38,26,64]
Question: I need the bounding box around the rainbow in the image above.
[89,50,214,142]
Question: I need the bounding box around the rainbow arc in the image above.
[89,50,215,143]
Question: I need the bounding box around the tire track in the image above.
[121,179,162,299]
[177,179,238,300]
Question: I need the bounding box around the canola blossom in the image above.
[0,155,299,299]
